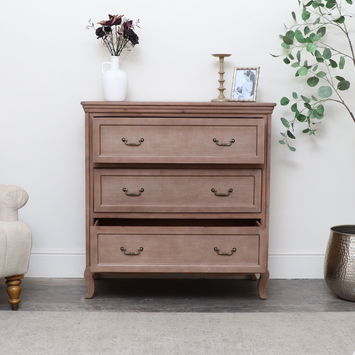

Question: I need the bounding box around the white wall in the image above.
[0,0,354,278]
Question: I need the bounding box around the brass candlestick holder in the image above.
[211,53,231,102]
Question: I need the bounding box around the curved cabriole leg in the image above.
[84,267,95,299]
[6,274,24,310]
[257,271,269,300]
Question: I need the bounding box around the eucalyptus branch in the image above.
[319,41,353,59]
[343,22,355,65]
[275,0,354,151]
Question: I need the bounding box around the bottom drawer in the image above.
[90,226,265,273]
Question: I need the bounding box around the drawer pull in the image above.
[122,187,144,197]
[122,137,144,146]
[213,138,235,147]
[211,188,233,197]
[120,246,144,256]
[214,247,237,256]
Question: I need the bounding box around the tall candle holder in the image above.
[211,53,231,102]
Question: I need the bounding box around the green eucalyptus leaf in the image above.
[295,30,306,43]
[317,71,327,78]
[301,95,311,103]
[297,66,308,76]
[292,92,298,99]
[335,76,345,81]
[287,130,296,139]
[346,0,352,4]
[318,86,333,98]
[302,9,311,21]
[335,16,345,23]
[339,56,345,69]
[316,104,324,116]
[283,35,293,45]
[306,43,317,53]
[338,80,350,90]
[280,97,290,105]
[292,11,297,21]
[313,109,324,119]
[323,48,332,59]
[313,17,321,24]
[304,103,312,110]
[307,76,320,87]
[286,30,295,40]
[291,103,298,112]
[288,53,295,60]
[279,140,286,145]
[329,59,338,68]
[297,50,301,62]
[284,57,291,64]
[296,113,307,122]
[312,64,319,72]
[304,26,311,35]
[303,128,311,134]
[317,27,326,37]
[281,42,290,49]
[326,0,336,8]
[288,145,296,152]
[281,117,290,128]
[309,33,321,42]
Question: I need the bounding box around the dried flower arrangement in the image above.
[88,14,139,56]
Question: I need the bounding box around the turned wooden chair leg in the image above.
[5,274,24,310]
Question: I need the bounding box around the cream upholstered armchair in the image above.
[0,185,31,310]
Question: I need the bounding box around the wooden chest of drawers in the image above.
[82,102,275,299]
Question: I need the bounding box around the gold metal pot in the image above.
[324,225,355,302]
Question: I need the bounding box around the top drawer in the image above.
[92,117,265,164]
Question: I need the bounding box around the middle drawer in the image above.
[94,169,262,213]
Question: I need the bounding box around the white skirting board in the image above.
[26,249,325,279]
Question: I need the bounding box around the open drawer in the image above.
[90,225,266,273]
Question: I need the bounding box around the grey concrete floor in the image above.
[0,278,354,312]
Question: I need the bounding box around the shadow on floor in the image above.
[0,278,353,312]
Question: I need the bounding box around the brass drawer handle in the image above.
[213,138,235,147]
[122,187,144,197]
[214,247,237,256]
[122,137,144,146]
[120,246,144,256]
[211,188,233,197]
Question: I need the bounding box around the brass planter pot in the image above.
[324,225,355,302]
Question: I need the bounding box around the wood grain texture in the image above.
[258,271,270,300]
[90,226,263,273]
[92,117,265,164]
[5,274,24,310]
[82,101,274,299]
[94,168,262,214]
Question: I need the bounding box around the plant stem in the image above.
[343,23,355,66]
[102,38,113,55]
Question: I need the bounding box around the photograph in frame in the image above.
[230,67,260,101]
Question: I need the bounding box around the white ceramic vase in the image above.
[102,56,127,101]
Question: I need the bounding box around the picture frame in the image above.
[230,67,260,102]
